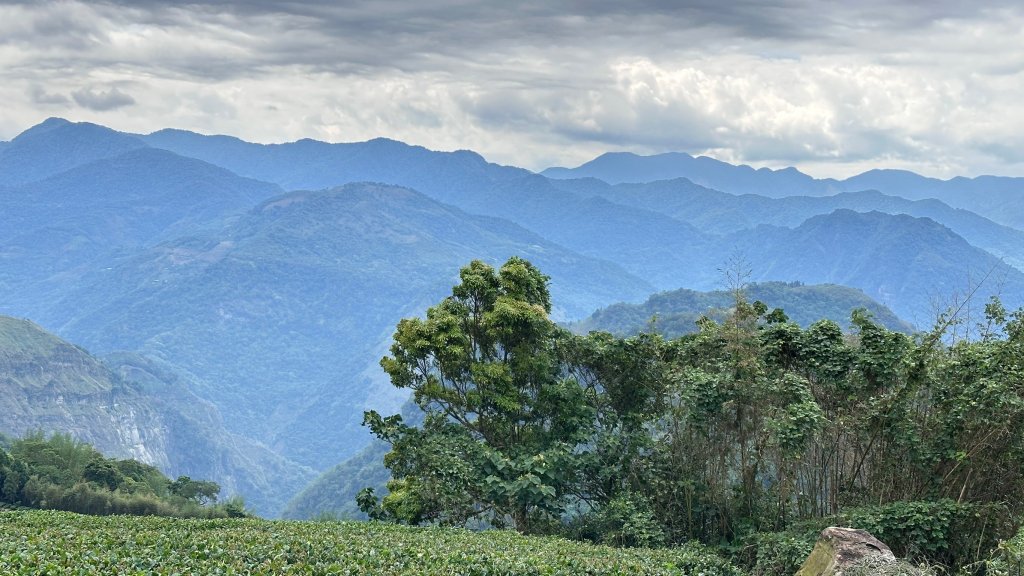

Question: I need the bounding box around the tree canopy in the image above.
[363,257,590,531]
[362,257,1024,573]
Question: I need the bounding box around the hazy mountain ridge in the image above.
[729,209,1024,325]
[544,151,1024,229]
[141,129,716,283]
[138,128,726,288]
[543,151,830,197]
[4,117,1023,517]
[551,178,1024,271]
[141,129,531,206]
[45,182,653,475]
[134,122,1024,313]
[0,316,315,517]
[0,118,148,186]
[0,145,283,320]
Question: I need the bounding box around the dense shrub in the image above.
[840,500,1015,569]
[1,432,236,519]
[970,524,1024,576]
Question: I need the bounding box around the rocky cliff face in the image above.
[0,316,313,516]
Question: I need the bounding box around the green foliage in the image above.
[979,524,1024,576]
[738,528,820,576]
[840,500,1014,569]
[0,509,743,575]
[0,432,232,519]
[169,475,221,505]
[368,257,593,532]
[572,492,668,548]
[364,258,1024,574]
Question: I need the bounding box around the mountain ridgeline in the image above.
[543,151,1024,230]
[2,117,1023,518]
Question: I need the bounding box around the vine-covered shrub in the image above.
[973,524,1024,576]
[840,500,1014,569]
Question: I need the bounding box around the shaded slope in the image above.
[282,439,390,520]
[733,210,1024,325]
[0,316,314,517]
[458,175,719,290]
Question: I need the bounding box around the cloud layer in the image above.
[1,0,1021,177]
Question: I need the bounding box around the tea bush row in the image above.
[0,510,743,575]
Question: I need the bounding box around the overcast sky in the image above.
[1,0,1022,178]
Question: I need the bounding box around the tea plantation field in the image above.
[0,510,743,575]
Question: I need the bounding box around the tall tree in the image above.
[363,257,591,532]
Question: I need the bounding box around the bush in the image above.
[974,525,1024,576]
[840,500,1015,569]
[570,493,667,548]
[734,519,829,576]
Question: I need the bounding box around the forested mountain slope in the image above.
[46,183,652,473]
[569,281,913,338]
[0,118,147,185]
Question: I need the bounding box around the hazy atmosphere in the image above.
[2,0,1022,177]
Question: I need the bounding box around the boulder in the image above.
[796,526,896,576]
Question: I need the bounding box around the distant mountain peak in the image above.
[12,117,142,145]
[541,149,821,196]
[12,116,74,140]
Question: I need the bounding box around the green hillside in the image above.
[0,316,314,517]
[281,439,389,520]
[568,281,913,338]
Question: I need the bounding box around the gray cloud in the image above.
[71,86,136,111]
[0,0,1022,178]
[29,85,69,105]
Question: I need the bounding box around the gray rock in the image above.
[796,526,896,576]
